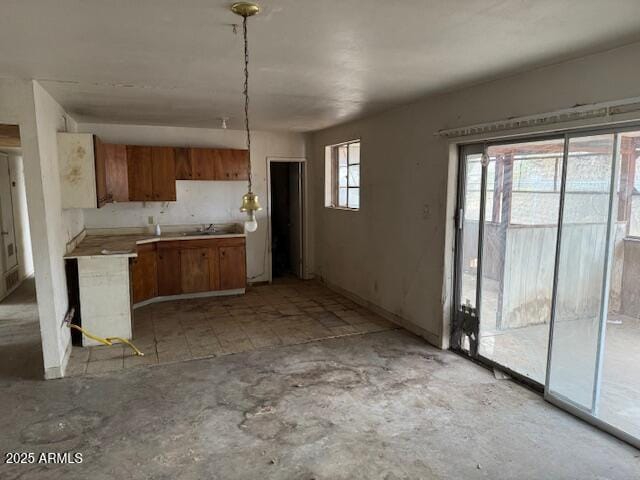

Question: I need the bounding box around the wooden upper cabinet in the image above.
[219,245,246,290]
[151,146,176,201]
[180,248,210,293]
[215,149,249,181]
[174,147,192,180]
[95,138,129,207]
[94,136,108,207]
[92,141,247,207]
[190,148,216,180]
[104,143,128,203]
[127,146,153,201]
[132,244,158,303]
[187,148,248,181]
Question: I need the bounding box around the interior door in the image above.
[546,133,618,412]
[288,162,303,278]
[452,144,485,355]
[0,153,17,273]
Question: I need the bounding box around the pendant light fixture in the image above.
[232,2,261,233]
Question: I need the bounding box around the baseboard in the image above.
[319,277,443,349]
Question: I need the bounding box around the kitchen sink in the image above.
[182,230,238,236]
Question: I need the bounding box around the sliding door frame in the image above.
[452,143,485,354]
[452,133,564,387]
[452,121,640,449]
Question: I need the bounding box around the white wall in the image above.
[76,123,307,282]
[0,79,80,378]
[30,82,83,377]
[310,41,640,348]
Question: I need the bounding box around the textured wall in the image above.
[310,41,640,348]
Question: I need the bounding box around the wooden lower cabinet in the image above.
[156,247,181,296]
[208,246,221,291]
[131,244,157,303]
[132,238,246,304]
[180,248,210,293]
[219,245,247,290]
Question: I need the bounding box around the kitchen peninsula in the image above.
[65,225,246,346]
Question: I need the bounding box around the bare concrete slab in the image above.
[0,277,42,381]
[1,329,638,479]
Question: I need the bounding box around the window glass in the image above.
[326,140,360,210]
[339,166,348,187]
[348,188,360,209]
[338,187,347,206]
[338,145,348,167]
[348,165,360,187]
[348,142,360,164]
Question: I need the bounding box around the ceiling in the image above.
[2,0,640,132]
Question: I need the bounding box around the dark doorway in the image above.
[270,161,303,279]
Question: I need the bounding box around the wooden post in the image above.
[618,136,637,231]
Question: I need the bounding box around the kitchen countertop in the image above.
[65,231,246,259]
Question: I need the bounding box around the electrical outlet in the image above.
[148,216,154,225]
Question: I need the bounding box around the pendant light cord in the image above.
[242,15,253,193]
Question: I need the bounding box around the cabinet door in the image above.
[180,248,210,293]
[190,148,216,180]
[174,147,192,180]
[228,149,249,180]
[104,143,128,202]
[132,246,157,303]
[151,146,176,201]
[127,146,153,201]
[157,248,181,295]
[94,136,108,207]
[219,245,246,290]
[215,149,249,181]
[209,246,220,291]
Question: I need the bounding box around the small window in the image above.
[324,140,360,210]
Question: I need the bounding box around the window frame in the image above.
[326,139,361,211]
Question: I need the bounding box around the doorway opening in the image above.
[452,126,640,448]
[268,159,305,280]
[0,124,38,380]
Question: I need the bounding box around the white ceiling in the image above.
[2,0,640,132]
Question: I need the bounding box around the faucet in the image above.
[204,224,217,233]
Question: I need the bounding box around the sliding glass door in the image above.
[478,138,564,384]
[547,133,617,410]
[454,127,640,448]
[547,131,639,447]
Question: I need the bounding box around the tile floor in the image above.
[67,279,397,376]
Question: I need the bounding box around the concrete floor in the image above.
[1,329,639,479]
[1,278,639,478]
[0,277,43,380]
